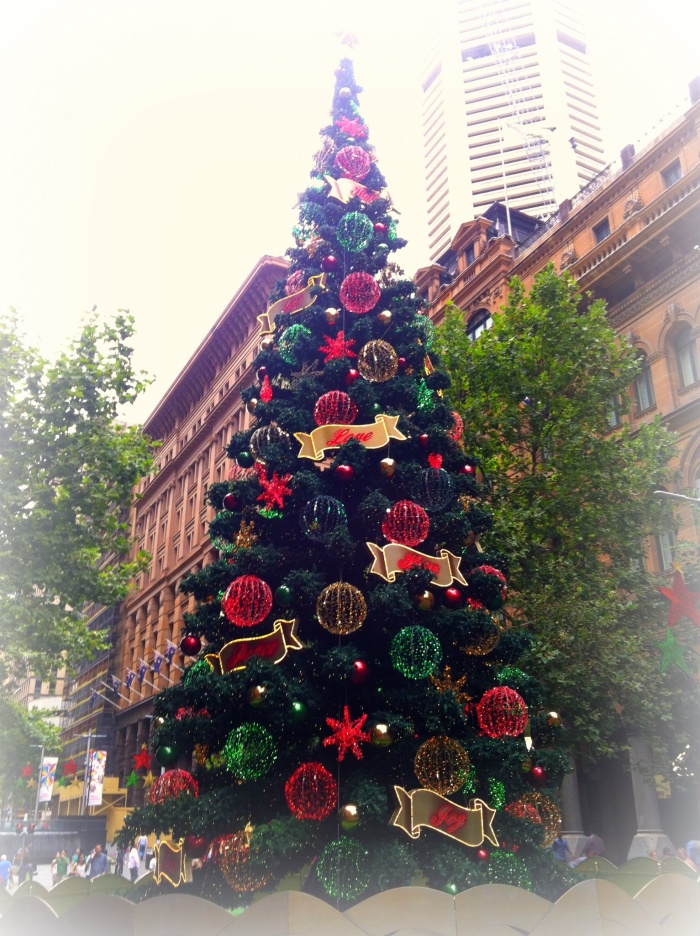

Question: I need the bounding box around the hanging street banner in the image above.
[324,175,381,205]
[366,543,467,587]
[87,750,107,807]
[295,414,406,461]
[391,787,498,848]
[205,619,302,675]
[38,757,58,803]
[257,274,327,336]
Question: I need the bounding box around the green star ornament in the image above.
[658,627,691,675]
[125,769,139,788]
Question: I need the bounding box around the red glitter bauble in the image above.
[222,575,273,627]
[321,255,339,272]
[149,769,199,805]
[505,801,543,823]
[334,145,371,181]
[459,463,475,476]
[180,634,201,656]
[350,659,369,684]
[382,500,430,547]
[184,835,208,858]
[444,587,463,608]
[223,492,240,511]
[285,762,338,820]
[285,270,306,295]
[476,848,490,862]
[448,411,464,442]
[335,464,355,482]
[314,391,358,427]
[345,368,361,386]
[339,272,381,314]
[418,434,430,448]
[397,356,408,371]
[476,687,529,739]
[528,765,547,787]
[373,222,388,237]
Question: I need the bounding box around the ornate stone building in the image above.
[416,79,700,859]
[107,256,287,797]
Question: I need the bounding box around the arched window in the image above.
[675,327,698,389]
[467,309,492,341]
[633,352,655,412]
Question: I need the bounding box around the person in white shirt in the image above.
[127,844,140,882]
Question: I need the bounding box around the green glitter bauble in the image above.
[416,378,435,412]
[184,658,213,687]
[316,838,370,900]
[413,315,435,349]
[486,850,532,890]
[390,626,442,679]
[222,723,277,781]
[496,666,528,689]
[278,324,312,366]
[487,777,506,810]
[336,212,374,252]
[461,764,478,797]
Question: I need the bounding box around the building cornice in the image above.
[607,251,700,329]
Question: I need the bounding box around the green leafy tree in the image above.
[436,268,696,759]
[0,312,154,683]
[0,699,62,814]
[120,60,574,906]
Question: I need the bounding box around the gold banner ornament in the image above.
[294,414,406,461]
[324,175,381,205]
[205,619,301,674]
[366,543,466,587]
[391,788,498,848]
[257,274,327,336]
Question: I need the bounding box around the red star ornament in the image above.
[256,466,293,511]
[318,331,357,364]
[63,757,78,776]
[657,571,700,628]
[21,763,32,780]
[335,117,367,139]
[133,745,152,771]
[323,706,371,762]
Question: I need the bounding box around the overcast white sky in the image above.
[1,0,698,424]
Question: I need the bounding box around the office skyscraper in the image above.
[422,0,606,262]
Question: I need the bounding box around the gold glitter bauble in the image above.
[193,743,208,767]
[260,336,274,351]
[249,424,291,462]
[213,827,269,893]
[520,792,561,847]
[325,307,341,325]
[461,619,501,656]
[413,590,435,611]
[357,340,398,383]
[246,398,259,414]
[316,582,367,635]
[414,736,470,796]
[379,457,397,478]
[377,310,393,326]
[371,723,393,746]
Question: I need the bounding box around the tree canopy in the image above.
[0,312,154,684]
[436,267,696,760]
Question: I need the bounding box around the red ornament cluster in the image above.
[222,575,273,627]
[334,145,371,181]
[476,687,529,739]
[314,391,358,426]
[339,272,381,314]
[175,707,211,721]
[285,762,338,820]
[382,500,430,548]
[149,769,199,805]
[256,466,293,512]
[448,411,464,442]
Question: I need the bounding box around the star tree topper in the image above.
[657,571,700,628]
[323,706,371,761]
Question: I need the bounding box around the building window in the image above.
[592,218,610,244]
[656,531,675,571]
[661,159,682,189]
[634,353,655,411]
[607,397,622,428]
[676,328,698,388]
[465,244,475,267]
[467,309,492,341]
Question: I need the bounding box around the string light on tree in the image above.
[285,762,338,820]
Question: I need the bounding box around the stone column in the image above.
[626,733,673,859]
[560,758,587,859]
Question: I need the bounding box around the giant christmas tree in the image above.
[120,57,571,904]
